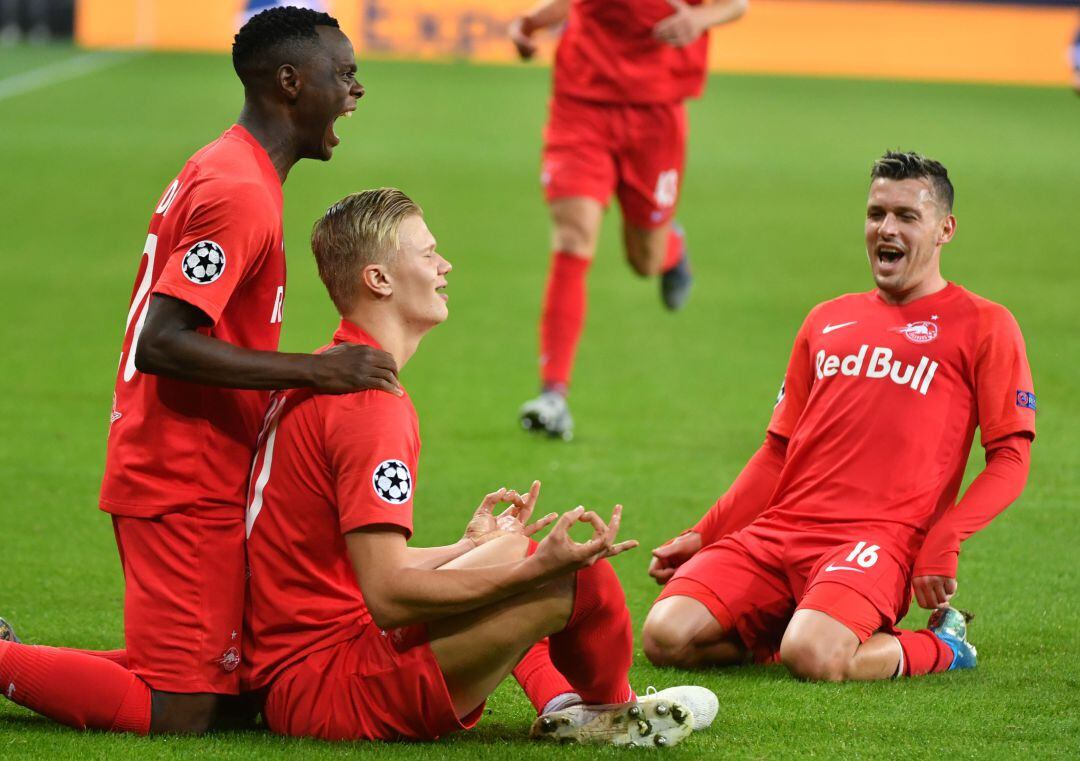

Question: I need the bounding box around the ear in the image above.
[276,63,302,101]
[938,213,957,245]
[361,264,393,298]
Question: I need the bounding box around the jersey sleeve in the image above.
[323,393,418,538]
[152,180,277,325]
[973,305,1036,446]
[767,310,816,439]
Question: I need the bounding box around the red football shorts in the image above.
[113,507,245,694]
[263,622,484,741]
[541,94,687,228]
[656,524,912,661]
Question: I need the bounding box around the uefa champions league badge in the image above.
[181,240,226,285]
[373,459,412,504]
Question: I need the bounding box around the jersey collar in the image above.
[227,124,282,188]
[333,319,382,349]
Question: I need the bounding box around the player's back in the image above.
[555,0,710,104]
[243,325,421,691]
[100,125,285,518]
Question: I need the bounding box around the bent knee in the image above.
[641,615,697,668]
[779,639,848,682]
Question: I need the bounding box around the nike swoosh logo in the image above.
[824,564,865,573]
[822,321,857,334]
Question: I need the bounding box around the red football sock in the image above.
[896,629,954,676]
[0,641,151,733]
[60,648,129,668]
[539,251,591,390]
[512,638,575,715]
[548,558,634,705]
[660,225,684,273]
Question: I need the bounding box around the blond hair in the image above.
[310,188,423,314]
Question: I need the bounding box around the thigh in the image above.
[659,534,794,663]
[263,624,478,742]
[542,95,618,208]
[800,538,913,635]
[614,101,687,228]
[114,507,244,694]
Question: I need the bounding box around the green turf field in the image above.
[0,46,1078,758]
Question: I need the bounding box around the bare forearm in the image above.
[368,557,550,628]
[136,329,321,389]
[404,539,475,570]
[698,0,749,29]
[519,0,570,31]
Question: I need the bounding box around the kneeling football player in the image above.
[240,188,717,745]
[642,152,1034,681]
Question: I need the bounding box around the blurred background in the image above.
[1,0,1077,86]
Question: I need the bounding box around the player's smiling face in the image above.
[298,26,363,161]
[389,215,452,329]
[864,177,955,304]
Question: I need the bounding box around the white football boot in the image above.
[529,685,715,747]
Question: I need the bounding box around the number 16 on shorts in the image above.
[845,541,880,569]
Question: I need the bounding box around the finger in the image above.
[550,506,584,540]
[913,584,929,609]
[944,578,958,597]
[524,512,558,536]
[666,0,689,9]
[651,567,676,585]
[478,489,507,514]
[605,539,639,558]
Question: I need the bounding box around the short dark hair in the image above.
[870,151,954,213]
[232,6,340,86]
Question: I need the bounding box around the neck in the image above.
[878,273,948,305]
[237,100,298,184]
[341,306,425,371]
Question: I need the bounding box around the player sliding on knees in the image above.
[239,188,718,745]
[641,152,1035,682]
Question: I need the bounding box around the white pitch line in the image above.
[0,51,135,102]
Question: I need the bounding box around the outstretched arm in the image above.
[653,0,748,48]
[912,433,1031,609]
[508,0,571,59]
[136,294,400,394]
[648,432,786,584]
[348,505,636,629]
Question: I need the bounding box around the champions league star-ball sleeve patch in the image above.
[1016,390,1037,411]
[181,240,226,284]
[372,459,412,504]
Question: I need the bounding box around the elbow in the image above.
[364,594,413,630]
[133,327,177,376]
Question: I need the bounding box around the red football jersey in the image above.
[100,125,285,517]
[242,321,419,691]
[554,0,710,104]
[762,284,1035,562]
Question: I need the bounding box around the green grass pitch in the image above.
[0,46,1078,759]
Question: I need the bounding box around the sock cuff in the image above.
[552,251,593,273]
[110,676,152,734]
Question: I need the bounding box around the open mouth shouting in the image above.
[326,106,354,150]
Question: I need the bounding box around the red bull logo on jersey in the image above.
[815,345,939,395]
[891,321,938,344]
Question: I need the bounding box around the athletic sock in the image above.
[60,648,129,668]
[0,640,151,733]
[513,638,575,715]
[548,558,634,705]
[660,224,685,273]
[539,251,591,390]
[895,629,955,676]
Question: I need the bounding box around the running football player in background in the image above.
[241,188,718,746]
[0,7,397,735]
[642,151,1034,681]
[510,0,748,440]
